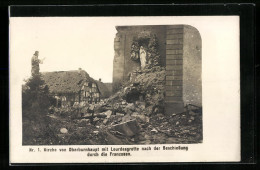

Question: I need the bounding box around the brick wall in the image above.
[165,25,184,114]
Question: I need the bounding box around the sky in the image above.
[10,16,239,84]
[10,17,118,83]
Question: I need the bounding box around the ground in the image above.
[23,102,202,145]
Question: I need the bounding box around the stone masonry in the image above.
[113,25,202,114]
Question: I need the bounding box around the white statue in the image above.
[139,46,147,69]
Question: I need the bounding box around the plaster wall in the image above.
[183,25,202,106]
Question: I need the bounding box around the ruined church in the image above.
[112,25,202,114]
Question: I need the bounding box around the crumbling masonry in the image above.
[112,25,202,114]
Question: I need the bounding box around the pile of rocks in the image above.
[45,66,202,145]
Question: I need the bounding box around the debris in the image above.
[131,112,139,117]
[104,110,112,118]
[116,113,124,117]
[93,131,99,134]
[151,128,158,133]
[103,118,108,124]
[112,119,140,137]
[23,63,203,145]
[144,140,151,144]
[81,113,107,119]
[122,114,132,122]
[93,117,100,122]
[78,119,90,127]
[60,128,68,134]
[125,103,135,111]
[133,114,149,123]
[105,132,125,145]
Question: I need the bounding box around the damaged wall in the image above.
[183,25,202,107]
[113,26,166,93]
[113,25,202,114]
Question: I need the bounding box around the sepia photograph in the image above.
[21,24,202,145]
[10,16,240,163]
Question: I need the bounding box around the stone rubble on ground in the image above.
[43,66,202,145]
[60,128,68,134]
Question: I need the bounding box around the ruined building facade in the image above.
[112,25,202,114]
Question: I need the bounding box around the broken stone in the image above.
[93,113,107,118]
[104,110,112,118]
[138,135,146,141]
[125,103,135,111]
[145,140,151,144]
[166,137,180,144]
[144,134,152,140]
[78,119,90,127]
[153,107,160,114]
[103,118,108,124]
[93,131,99,134]
[131,112,139,117]
[122,114,132,122]
[157,113,164,117]
[151,128,158,133]
[93,117,100,122]
[139,103,146,110]
[135,107,141,113]
[145,106,154,116]
[190,116,195,120]
[176,121,180,125]
[183,130,190,133]
[112,119,140,137]
[139,115,149,122]
[123,107,133,115]
[188,120,192,123]
[89,104,95,111]
[116,113,124,117]
[117,117,122,122]
[131,114,149,123]
[60,128,68,134]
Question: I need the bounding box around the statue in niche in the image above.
[130,31,160,70]
[139,46,147,69]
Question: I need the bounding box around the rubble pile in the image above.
[25,66,202,145]
[107,66,166,116]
